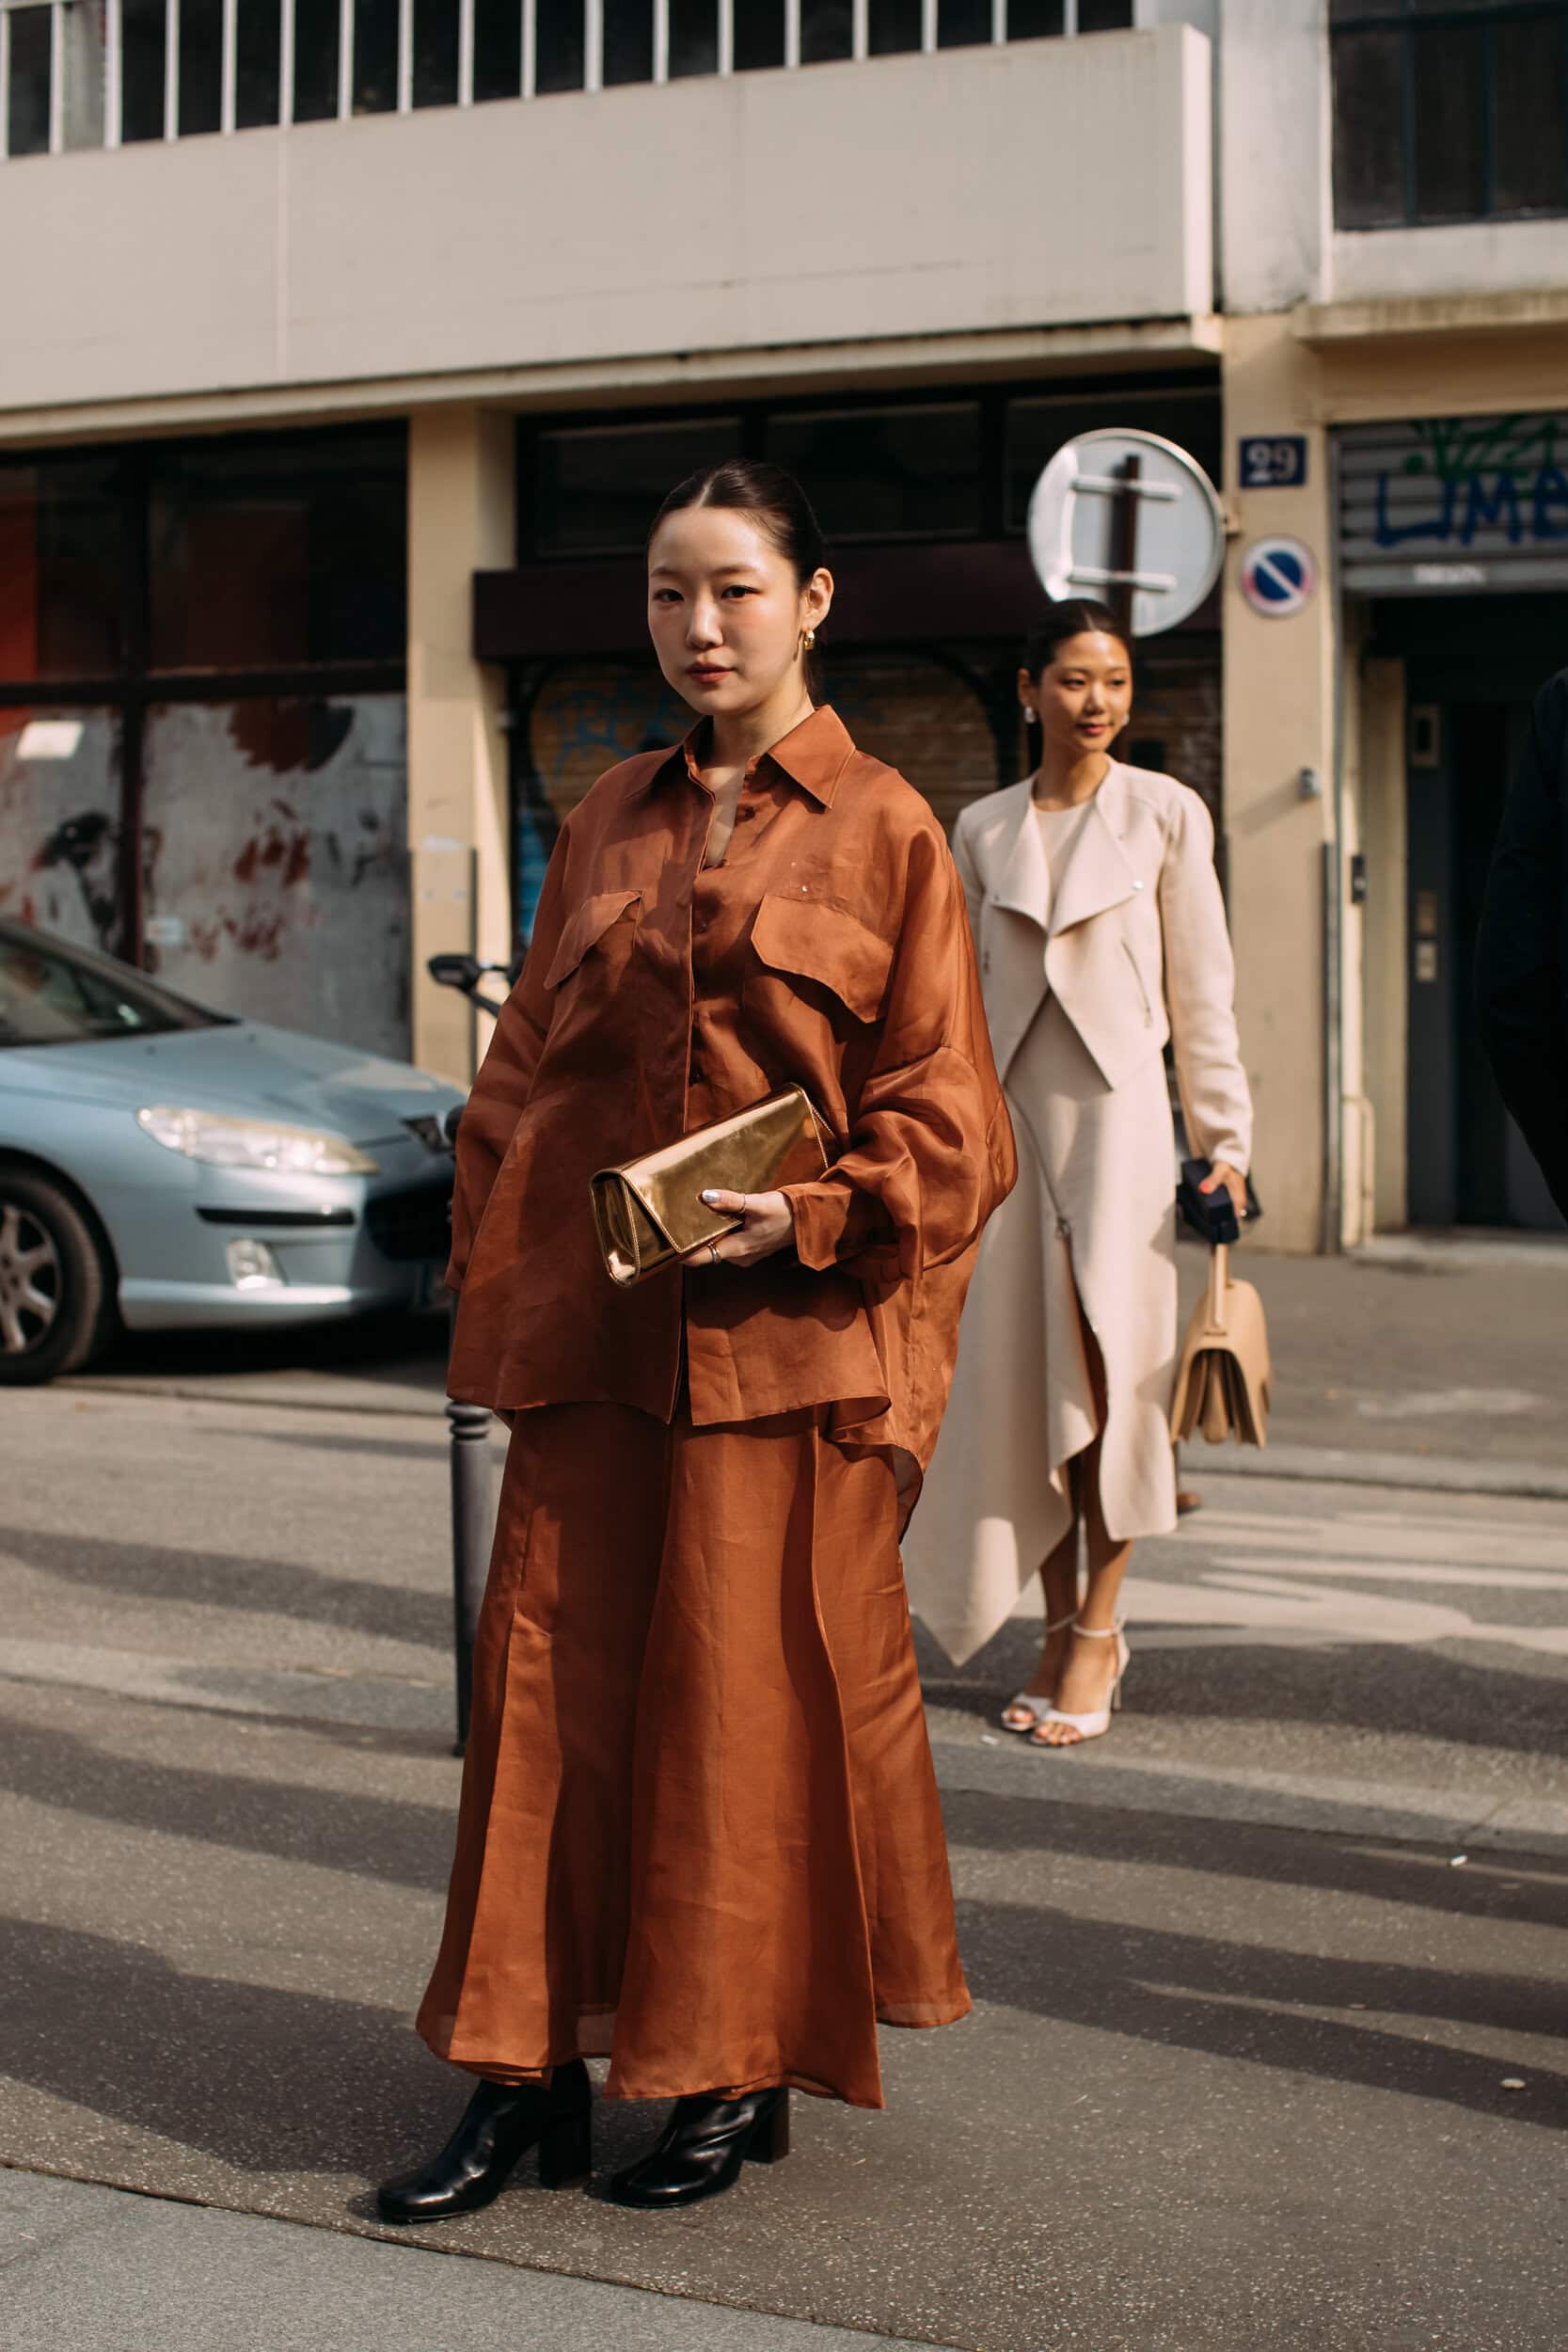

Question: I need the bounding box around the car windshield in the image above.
[0,932,225,1048]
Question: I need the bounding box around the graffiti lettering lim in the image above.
[1375,418,1568,551]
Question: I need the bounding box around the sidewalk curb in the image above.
[59,1375,447,1422]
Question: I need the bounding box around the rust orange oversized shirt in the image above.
[445,704,1016,1482]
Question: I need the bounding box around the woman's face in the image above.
[648,506,832,722]
[1019,630,1132,760]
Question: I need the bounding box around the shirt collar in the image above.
[640,703,856,808]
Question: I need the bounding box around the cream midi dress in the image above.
[903,762,1253,1668]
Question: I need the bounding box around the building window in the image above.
[4,0,1138,157]
[236,0,283,128]
[148,430,408,670]
[525,382,1222,561]
[766,403,984,540]
[734,0,785,72]
[0,456,127,680]
[668,0,718,78]
[1005,387,1223,531]
[1332,0,1568,229]
[4,3,54,156]
[0,428,409,999]
[534,417,745,555]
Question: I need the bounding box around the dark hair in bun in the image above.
[650,458,828,587]
[1022,597,1134,680]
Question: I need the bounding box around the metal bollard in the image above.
[440,1093,493,1757]
[446,1311,493,1757]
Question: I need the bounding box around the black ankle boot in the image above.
[609,2087,789,2210]
[376,2060,593,2222]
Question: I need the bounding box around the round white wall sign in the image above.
[1026,428,1226,639]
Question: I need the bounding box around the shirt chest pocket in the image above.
[747,891,894,1027]
[544,889,642,992]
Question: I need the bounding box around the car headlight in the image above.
[136,1104,379,1176]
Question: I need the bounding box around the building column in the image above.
[406,406,515,1084]
[1222,313,1340,1252]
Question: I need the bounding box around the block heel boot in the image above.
[609,2087,790,2210]
[376,2059,593,2222]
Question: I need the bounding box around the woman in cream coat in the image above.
[904,599,1252,1745]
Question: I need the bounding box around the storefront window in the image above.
[148,428,406,672]
[766,404,983,540]
[140,695,410,1057]
[0,458,126,682]
[0,430,407,982]
[534,417,743,555]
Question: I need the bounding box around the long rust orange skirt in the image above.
[415,1399,969,2110]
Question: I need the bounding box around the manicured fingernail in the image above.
[701,1190,720,1204]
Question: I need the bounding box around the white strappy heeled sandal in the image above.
[1028,1619,1130,1747]
[1000,1612,1079,1734]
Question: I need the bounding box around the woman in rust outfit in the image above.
[377,462,1014,2219]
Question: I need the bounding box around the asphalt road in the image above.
[61,1242,1568,1477]
[1,1380,1564,2351]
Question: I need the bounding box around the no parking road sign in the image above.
[1241,535,1317,617]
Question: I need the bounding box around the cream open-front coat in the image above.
[902,761,1253,1667]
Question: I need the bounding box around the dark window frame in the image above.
[1331,0,1568,230]
[518,373,1221,561]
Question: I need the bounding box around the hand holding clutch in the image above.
[689,1188,795,1269]
[590,1087,832,1288]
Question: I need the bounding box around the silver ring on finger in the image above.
[708,1241,721,1266]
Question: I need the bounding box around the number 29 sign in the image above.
[1240,436,1308,489]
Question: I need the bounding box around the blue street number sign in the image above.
[1240,436,1308,489]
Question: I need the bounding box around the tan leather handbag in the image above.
[590,1086,832,1288]
[1170,1244,1271,1447]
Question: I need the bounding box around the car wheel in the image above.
[0,1171,109,1387]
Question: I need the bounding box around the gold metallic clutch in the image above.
[590,1087,832,1288]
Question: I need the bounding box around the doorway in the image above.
[1404,683,1564,1230]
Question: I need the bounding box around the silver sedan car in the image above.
[0,915,466,1385]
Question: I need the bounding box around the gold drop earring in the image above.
[801,628,817,652]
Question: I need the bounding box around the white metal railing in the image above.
[0,0,1132,158]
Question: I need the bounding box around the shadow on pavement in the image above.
[0,1915,445,2180]
[0,1718,452,1893]
[924,1630,1565,1758]
[955,1883,1567,2133]
[93,1310,449,1389]
[0,1523,451,1652]
[942,1783,1568,1934]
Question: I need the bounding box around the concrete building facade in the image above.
[3,0,1565,1248]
